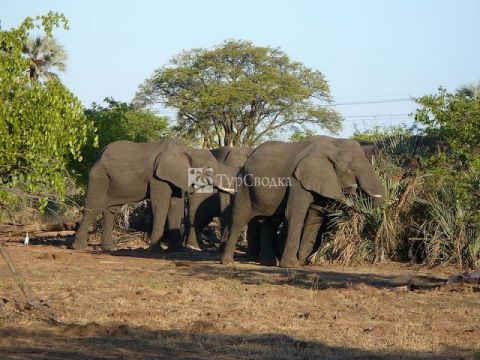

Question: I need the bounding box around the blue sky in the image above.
[1,0,479,137]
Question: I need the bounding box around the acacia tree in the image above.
[134,40,342,147]
[0,13,95,207]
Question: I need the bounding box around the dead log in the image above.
[0,230,76,242]
[0,222,78,237]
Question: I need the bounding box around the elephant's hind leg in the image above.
[72,163,108,250]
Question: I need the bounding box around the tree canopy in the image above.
[73,98,170,183]
[0,12,96,206]
[134,40,342,147]
[415,87,480,161]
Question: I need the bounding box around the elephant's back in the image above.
[244,141,305,177]
[99,140,167,176]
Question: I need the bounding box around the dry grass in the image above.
[0,239,479,359]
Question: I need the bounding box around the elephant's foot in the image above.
[185,244,202,252]
[149,243,163,253]
[101,242,117,251]
[220,255,235,265]
[71,239,88,250]
[279,257,301,268]
[245,252,260,262]
[260,256,278,267]
[167,244,185,253]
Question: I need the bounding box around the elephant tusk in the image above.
[217,185,236,194]
[372,194,383,198]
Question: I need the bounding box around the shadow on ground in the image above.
[105,247,446,291]
[24,238,446,291]
[0,322,472,360]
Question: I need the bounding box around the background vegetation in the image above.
[1,13,478,267]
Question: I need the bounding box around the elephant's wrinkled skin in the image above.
[221,136,385,268]
[72,139,236,251]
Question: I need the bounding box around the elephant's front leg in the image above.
[166,195,184,252]
[279,179,313,268]
[221,188,254,265]
[72,208,102,250]
[101,207,119,251]
[184,195,202,251]
[149,180,172,251]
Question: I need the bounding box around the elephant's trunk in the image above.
[214,163,240,193]
[356,165,385,206]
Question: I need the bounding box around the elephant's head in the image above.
[223,147,254,168]
[154,141,238,194]
[294,140,385,205]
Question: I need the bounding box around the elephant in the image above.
[184,146,253,251]
[220,135,385,268]
[72,139,236,251]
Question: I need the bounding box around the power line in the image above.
[343,119,412,123]
[325,97,413,106]
[343,113,411,118]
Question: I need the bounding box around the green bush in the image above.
[0,13,96,211]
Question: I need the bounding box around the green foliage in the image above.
[134,40,342,147]
[73,98,170,183]
[415,87,480,159]
[290,129,316,142]
[352,124,412,142]
[0,13,95,208]
[412,181,480,267]
[415,86,480,221]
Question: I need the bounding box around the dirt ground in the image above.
[0,237,479,359]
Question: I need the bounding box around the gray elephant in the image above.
[221,135,385,268]
[184,146,253,251]
[72,139,236,251]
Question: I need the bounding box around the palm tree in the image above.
[458,82,480,99]
[22,35,67,81]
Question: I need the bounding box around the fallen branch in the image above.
[0,222,78,237]
[0,230,76,242]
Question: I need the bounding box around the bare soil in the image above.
[0,237,479,359]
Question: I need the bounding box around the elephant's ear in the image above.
[293,153,342,199]
[154,152,191,191]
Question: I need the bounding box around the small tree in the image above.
[22,35,67,80]
[134,40,342,147]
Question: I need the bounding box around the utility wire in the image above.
[325,97,413,106]
[342,113,411,118]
